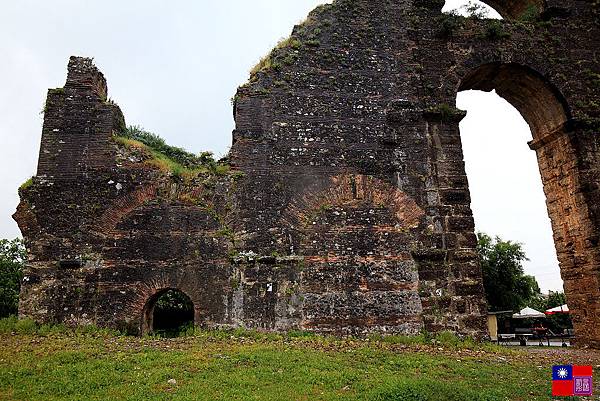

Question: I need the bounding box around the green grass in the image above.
[114,127,230,180]
[249,36,301,77]
[114,136,195,177]
[0,320,556,400]
[18,177,33,191]
[119,126,207,168]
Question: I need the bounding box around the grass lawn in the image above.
[0,324,593,401]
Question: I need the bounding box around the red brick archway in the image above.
[455,62,600,346]
[141,288,195,335]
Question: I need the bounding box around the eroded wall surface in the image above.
[14,0,600,344]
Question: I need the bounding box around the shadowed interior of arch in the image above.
[143,289,194,337]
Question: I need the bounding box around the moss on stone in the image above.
[425,104,466,122]
[249,37,303,78]
[48,87,65,95]
[19,177,33,191]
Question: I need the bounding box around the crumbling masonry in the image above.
[14,0,600,345]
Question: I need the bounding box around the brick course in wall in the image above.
[13,0,600,345]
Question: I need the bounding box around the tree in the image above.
[530,291,573,333]
[0,238,26,317]
[477,232,540,312]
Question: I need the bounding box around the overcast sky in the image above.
[0,0,563,292]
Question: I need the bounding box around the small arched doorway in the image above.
[142,288,195,336]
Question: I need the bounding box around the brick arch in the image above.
[452,60,600,346]
[140,288,195,335]
[282,174,425,233]
[457,62,571,141]
[95,184,159,233]
[95,184,207,233]
[128,273,201,335]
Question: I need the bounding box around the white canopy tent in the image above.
[512,307,546,319]
[545,304,569,315]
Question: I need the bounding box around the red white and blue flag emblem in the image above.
[552,365,593,396]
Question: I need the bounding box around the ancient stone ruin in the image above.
[14,0,600,345]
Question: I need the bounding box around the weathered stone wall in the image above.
[37,57,124,179]
[14,0,600,344]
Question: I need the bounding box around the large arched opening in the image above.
[457,89,561,293]
[443,0,545,20]
[454,62,592,339]
[459,63,570,139]
[141,288,195,337]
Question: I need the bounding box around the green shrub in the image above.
[276,37,302,50]
[0,317,126,337]
[250,36,302,77]
[436,12,463,38]
[585,69,600,88]
[287,330,317,338]
[377,333,429,346]
[425,103,464,122]
[75,324,121,337]
[484,21,511,40]
[250,54,275,77]
[283,54,298,65]
[0,238,25,318]
[0,316,39,335]
[181,323,202,337]
[49,87,65,95]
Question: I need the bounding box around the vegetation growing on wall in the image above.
[115,126,229,179]
[19,177,33,192]
[249,37,303,77]
[436,12,463,38]
[248,4,330,82]
[424,103,465,122]
[438,1,514,39]
[460,1,491,19]
[483,21,511,40]
[518,4,540,21]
